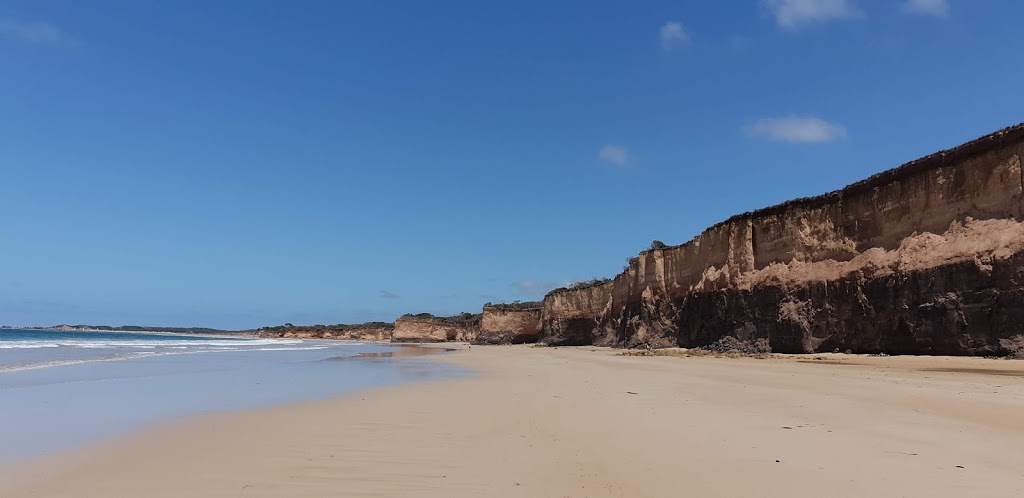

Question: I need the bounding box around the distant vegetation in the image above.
[484,301,543,310]
[46,325,240,334]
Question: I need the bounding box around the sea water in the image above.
[0,329,464,463]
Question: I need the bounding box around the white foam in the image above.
[0,342,61,349]
[0,338,303,350]
[0,337,329,373]
[0,344,311,372]
[250,346,330,352]
[0,352,159,373]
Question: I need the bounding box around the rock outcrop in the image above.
[541,124,1024,355]
[392,313,481,343]
[475,305,543,344]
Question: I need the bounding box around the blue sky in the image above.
[2,0,1022,329]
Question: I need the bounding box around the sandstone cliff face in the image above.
[541,124,1024,355]
[392,315,481,343]
[476,307,543,344]
[542,283,616,346]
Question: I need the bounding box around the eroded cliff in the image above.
[476,305,543,344]
[541,124,1024,355]
[392,313,481,343]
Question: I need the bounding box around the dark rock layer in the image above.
[542,250,1024,356]
[540,123,1024,355]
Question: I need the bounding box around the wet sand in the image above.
[2,345,1024,497]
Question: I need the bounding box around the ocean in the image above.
[0,329,463,463]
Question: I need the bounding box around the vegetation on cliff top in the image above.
[483,301,543,311]
[259,321,394,332]
[547,278,614,295]
[635,239,671,256]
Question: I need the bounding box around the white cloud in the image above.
[0,18,68,44]
[599,145,630,166]
[660,21,691,53]
[902,0,949,18]
[761,0,862,28]
[744,115,848,143]
[378,290,400,299]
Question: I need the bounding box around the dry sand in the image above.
[2,345,1024,497]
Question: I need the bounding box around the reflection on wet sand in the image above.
[323,345,463,380]
[325,345,456,361]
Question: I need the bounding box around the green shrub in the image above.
[484,301,543,311]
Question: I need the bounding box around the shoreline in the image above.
[0,339,461,466]
[3,345,1024,497]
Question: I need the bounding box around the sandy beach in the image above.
[2,345,1023,497]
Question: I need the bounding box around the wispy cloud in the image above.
[0,18,70,45]
[902,0,949,18]
[660,21,692,53]
[598,145,630,167]
[378,290,400,300]
[744,115,847,143]
[761,0,862,28]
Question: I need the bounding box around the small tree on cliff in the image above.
[649,240,668,250]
